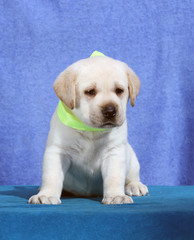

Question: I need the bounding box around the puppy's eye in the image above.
[84,89,96,96]
[115,88,124,95]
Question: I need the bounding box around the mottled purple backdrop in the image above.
[0,0,194,185]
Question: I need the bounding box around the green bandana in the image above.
[57,51,108,132]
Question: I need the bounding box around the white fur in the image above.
[28,56,148,205]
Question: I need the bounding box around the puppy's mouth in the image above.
[90,119,117,129]
[100,122,118,128]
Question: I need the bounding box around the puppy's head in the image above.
[53,56,140,129]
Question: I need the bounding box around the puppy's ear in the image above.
[53,65,77,109]
[126,66,141,107]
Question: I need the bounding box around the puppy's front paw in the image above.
[125,181,149,196]
[102,195,133,205]
[28,194,61,205]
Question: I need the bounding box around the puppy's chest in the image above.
[63,136,107,196]
[70,136,106,171]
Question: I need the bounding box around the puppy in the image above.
[28,55,148,205]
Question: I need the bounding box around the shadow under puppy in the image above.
[28,53,148,205]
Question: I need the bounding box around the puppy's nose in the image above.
[102,104,117,119]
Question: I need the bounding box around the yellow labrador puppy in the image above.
[28,55,148,205]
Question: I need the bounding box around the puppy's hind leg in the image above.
[28,146,70,205]
[125,144,148,197]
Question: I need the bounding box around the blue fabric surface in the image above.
[0,1,194,185]
[0,186,194,240]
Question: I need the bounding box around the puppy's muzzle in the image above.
[101,104,117,120]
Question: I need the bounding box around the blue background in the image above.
[0,0,194,185]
